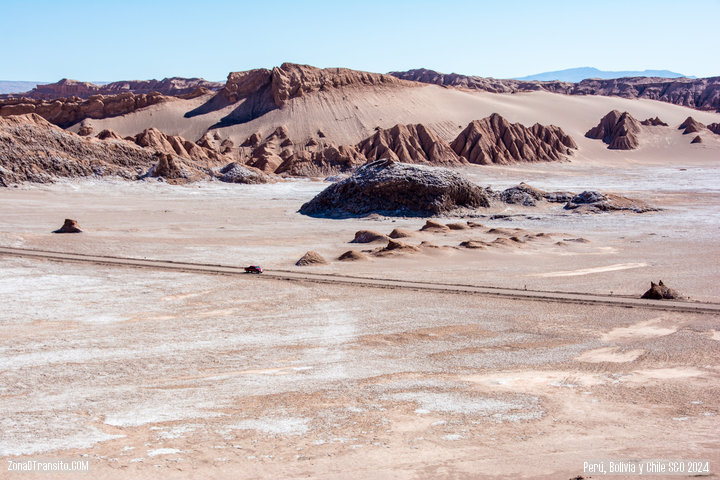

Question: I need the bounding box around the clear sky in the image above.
[1,0,718,82]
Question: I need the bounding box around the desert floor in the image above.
[1,152,719,479]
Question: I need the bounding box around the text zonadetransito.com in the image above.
[7,459,90,473]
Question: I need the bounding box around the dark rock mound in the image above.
[678,116,705,134]
[351,230,389,243]
[459,240,488,249]
[338,250,369,261]
[641,280,681,300]
[708,123,720,135]
[53,219,82,234]
[585,110,641,149]
[451,114,577,164]
[295,251,328,266]
[691,135,703,144]
[96,129,124,141]
[499,182,547,206]
[378,239,420,253]
[218,162,269,184]
[299,159,490,218]
[564,190,657,213]
[640,117,668,126]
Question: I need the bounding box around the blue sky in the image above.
[1,0,718,81]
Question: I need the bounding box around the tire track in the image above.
[1,246,718,315]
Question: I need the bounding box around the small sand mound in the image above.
[446,222,469,230]
[338,250,369,261]
[486,227,519,236]
[467,221,485,228]
[53,218,82,234]
[641,280,682,300]
[388,228,414,239]
[420,220,449,231]
[350,230,389,243]
[378,239,421,254]
[296,251,328,266]
[563,237,590,243]
[459,240,488,249]
[492,237,516,247]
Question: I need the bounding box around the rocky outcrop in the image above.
[678,116,705,134]
[357,124,464,166]
[389,68,573,94]
[275,145,366,176]
[390,69,720,112]
[221,63,411,110]
[0,114,161,184]
[217,162,269,184]
[53,219,82,234]
[499,183,574,206]
[0,92,171,128]
[691,135,703,144]
[640,116,668,126]
[641,280,681,300]
[450,114,577,164]
[1,77,223,100]
[299,159,490,218]
[96,129,124,141]
[295,251,328,266]
[564,190,657,213]
[134,127,229,164]
[0,113,224,185]
[708,123,720,134]
[585,110,641,149]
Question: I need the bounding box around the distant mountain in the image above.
[0,81,49,95]
[515,67,690,82]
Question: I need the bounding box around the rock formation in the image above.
[691,135,703,144]
[564,190,657,213]
[708,123,720,134]
[450,114,577,164]
[420,220,450,231]
[499,182,573,206]
[640,117,668,126]
[350,230,389,243]
[299,159,490,218]
[96,129,124,140]
[357,124,464,166]
[217,163,269,184]
[0,114,159,184]
[1,77,222,101]
[53,219,82,233]
[0,113,226,186]
[678,116,705,134]
[641,280,681,300]
[388,228,414,238]
[295,251,328,266]
[337,250,369,261]
[391,69,720,112]
[0,91,172,128]
[585,110,641,149]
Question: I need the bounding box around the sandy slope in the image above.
[70,84,720,148]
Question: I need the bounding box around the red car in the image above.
[244,265,263,274]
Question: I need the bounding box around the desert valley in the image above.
[1,60,719,479]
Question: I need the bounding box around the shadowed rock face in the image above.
[357,124,464,166]
[641,280,681,300]
[299,159,490,218]
[585,110,641,150]
[451,114,577,164]
[691,135,703,144]
[709,123,720,134]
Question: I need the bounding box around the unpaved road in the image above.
[1,246,718,315]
